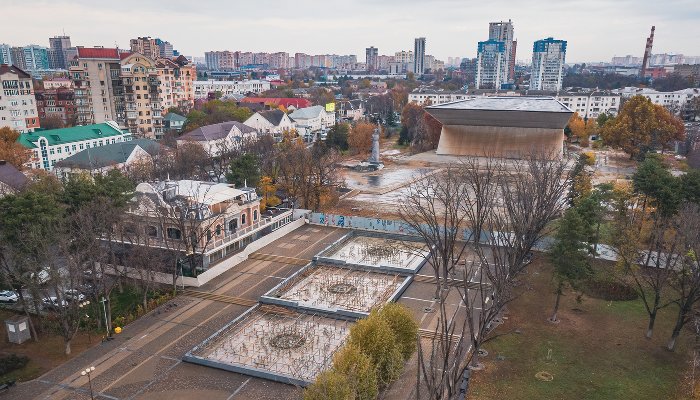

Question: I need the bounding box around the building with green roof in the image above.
[17,121,132,171]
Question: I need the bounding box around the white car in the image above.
[42,296,68,310]
[63,289,85,303]
[0,290,19,303]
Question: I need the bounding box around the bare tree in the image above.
[613,191,681,338]
[400,151,572,399]
[668,203,700,351]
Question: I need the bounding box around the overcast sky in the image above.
[3,0,699,63]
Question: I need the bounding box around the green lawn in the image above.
[470,259,691,400]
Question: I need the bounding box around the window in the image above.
[215,225,222,235]
[166,227,182,240]
[145,225,158,237]
[253,210,258,221]
[228,219,238,232]
[241,213,246,225]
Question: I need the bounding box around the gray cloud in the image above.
[2,0,698,63]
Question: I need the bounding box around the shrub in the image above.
[378,303,418,360]
[303,370,352,400]
[582,279,638,301]
[332,344,378,400]
[349,310,404,386]
[0,354,29,375]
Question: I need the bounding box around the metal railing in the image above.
[207,209,293,251]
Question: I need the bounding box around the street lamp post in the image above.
[80,366,96,400]
[100,297,109,338]
[78,300,91,343]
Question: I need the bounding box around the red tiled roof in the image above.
[119,52,133,60]
[242,97,312,109]
[76,47,120,59]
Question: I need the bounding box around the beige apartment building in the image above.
[120,53,159,138]
[70,48,195,139]
[69,47,124,125]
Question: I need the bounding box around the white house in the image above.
[243,110,296,139]
[288,105,335,132]
[176,121,257,157]
[193,80,271,99]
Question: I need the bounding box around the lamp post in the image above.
[79,300,91,343]
[100,297,109,338]
[80,366,96,400]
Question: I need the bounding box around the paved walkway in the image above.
[5,225,345,400]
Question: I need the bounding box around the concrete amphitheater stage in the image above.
[426,96,573,159]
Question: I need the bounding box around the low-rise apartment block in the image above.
[193,80,271,99]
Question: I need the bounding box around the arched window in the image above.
[215,225,222,235]
[229,219,238,232]
[253,210,258,221]
[241,213,246,225]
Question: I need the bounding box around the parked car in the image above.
[63,289,85,303]
[42,297,68,310]
[0,290,19,303]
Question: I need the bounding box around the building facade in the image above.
[193,80,271,99]
[530,38,567,91]
[16,121,131,171]
[205,51,236,70]
[0,64,40,133]
[22,45,50,71]
[35,87,76,126]
[124,180,265,270]
[408,89,470,105]
[488,20,516,82]
[476,40,507,89]
[48,36,72,70]
[130,37,160,59]
[414,38,426,76]
[366,47,378,72]
[69,47,124,125]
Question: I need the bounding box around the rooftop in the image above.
[178,121,256,142]
[427,96,572,113]
[0,161,28,191]
[138,180,250,206]
[17,122,129,149]
[55,139,161,170]
[163,112,187,122]
[76,47,120,60]
[0,64,31,79]
[288,105,327,120]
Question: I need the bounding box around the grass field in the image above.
[470,258,692,400]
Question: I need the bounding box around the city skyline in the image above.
[2,0,698,64]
